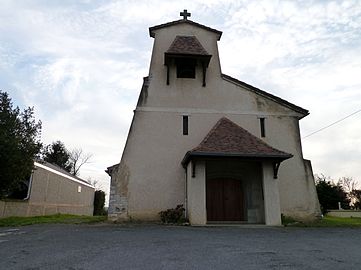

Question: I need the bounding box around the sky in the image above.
[1,0,361,199]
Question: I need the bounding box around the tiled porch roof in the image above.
[182,117,292,166]
[166,36,210,56]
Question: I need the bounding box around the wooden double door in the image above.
[206,178,244,222]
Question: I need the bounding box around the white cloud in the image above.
[1,0,361,198]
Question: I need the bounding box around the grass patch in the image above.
[0,214,107,227]
[283,215,361,227]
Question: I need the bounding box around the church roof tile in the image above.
[166,36,210,56]
[182,117,292,166]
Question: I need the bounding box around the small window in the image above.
[176,58,196,78]
[78,186,82,193]
[260,117,266,137]
[183,115,188,135]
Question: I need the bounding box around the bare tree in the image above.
[69,148,92,176]
[337,177,358,193]
[86,177,104,190]
[337,177,360,208]
[315,174,333,184]
[350,190,361,209]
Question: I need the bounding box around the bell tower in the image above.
[148,10,223,96]
[164,35,212,86]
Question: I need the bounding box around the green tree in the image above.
[93,190,106,216]
[316,174,350,214]
[43,142,92,176]
[337,177,360,209]
[43,141,72,172]
[0,91,42,198]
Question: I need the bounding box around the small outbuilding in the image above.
[0,161,95,218]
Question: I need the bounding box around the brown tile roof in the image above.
[182,117,292,166]
[221,74,309,118]
[166,36,210,56]
[149,19,222,40]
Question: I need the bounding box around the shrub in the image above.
[159,204,185,224]
[281,214,297,225]
[315,175,350,214]
[93,190,106,216]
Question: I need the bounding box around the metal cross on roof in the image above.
[180,9,191,20]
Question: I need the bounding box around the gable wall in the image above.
[109,23,320,221]
[114,108,319,220]
[0,166,94,218]
[27,166,94,216]
[144,24,301,116]
[149,23,222,89]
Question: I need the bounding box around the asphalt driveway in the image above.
[0,224,360,270]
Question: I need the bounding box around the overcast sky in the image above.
[1,0,360,197]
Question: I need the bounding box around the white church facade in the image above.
[107,11,321,225]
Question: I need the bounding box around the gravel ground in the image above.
[1,224,360,270]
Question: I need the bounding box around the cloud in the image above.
[216,0,361,182]
[1,0,361,200]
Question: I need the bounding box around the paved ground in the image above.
[0,224,361,270]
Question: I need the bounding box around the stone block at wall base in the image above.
[282,210,322,222]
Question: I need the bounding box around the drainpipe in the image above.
[24,173,34,201]
[184,167,188,219]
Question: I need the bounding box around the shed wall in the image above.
[0,165,94,218]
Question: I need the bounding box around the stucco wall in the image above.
[0,200,29,218]
[262,163,282,225]
[29,165,94,216]
[112,110,319,221]
[109,21,320,223]
[186,161,206,225]
[0,165,94,218]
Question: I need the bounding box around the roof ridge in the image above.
[224,119,290,155]
[193,117,290,152]
[182,117,293,167]
[194,117,289,155]
[39,161,89,183]
[34,161,94,188]
[149,19,222,40]
[192,117,227,150]
[165,35,211,56]
[166,35,210,55]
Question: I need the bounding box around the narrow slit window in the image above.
[183,115,188,135]
[260,117,266,137]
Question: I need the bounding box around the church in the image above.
[107,11,321,225]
